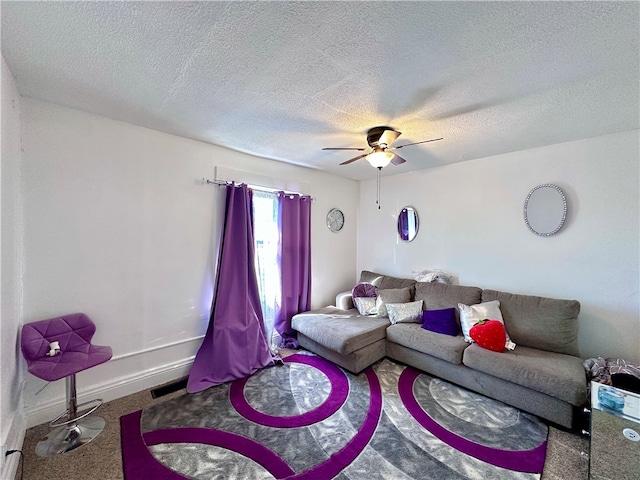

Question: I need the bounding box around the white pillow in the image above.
[458,300,516,350]
[386,301,424,325]
[354,297,378,316]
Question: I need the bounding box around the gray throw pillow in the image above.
[376,287,411,318]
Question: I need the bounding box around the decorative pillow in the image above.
[352,282,377,299]
[354,297,378,316]
[422,308,460,336]
[386,301,424,324]
[458,300,516,350]
[375,288,411,318]
[469,319,507,352]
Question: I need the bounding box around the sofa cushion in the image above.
[386,323,469,364]
[463,343,587,405]
[359,270,384,286]
[375,288,411,317]
[481,289,581,357]
[378,275,417,291]
[360,270,416,291]
[414,282,482,327]
[415,282,482,310]
[291,307,390,356]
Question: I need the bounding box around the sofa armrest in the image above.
[336,291,354,310]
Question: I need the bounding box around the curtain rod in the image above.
[202,178,315,201]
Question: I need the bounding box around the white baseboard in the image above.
[1,411,26,480]
[25,356,195,429]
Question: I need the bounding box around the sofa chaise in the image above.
[291,270,588,429]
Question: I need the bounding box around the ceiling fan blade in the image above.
[391,153,407,166]
[393,137,443,149]
[322,147,366,151]
[339,153,368,165]
[378,129,401,147]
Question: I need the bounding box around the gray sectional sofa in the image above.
[291,270,588,428]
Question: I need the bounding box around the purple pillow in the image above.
[352,282,377,299]
[422,308,460,336]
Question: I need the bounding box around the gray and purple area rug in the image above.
[121,353,547,479]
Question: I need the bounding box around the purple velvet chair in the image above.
[21,313,112,456]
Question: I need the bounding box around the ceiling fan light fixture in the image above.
[366,150,394,168]
[323,126,441,169]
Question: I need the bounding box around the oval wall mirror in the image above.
[398,206,419,242]
[524,184,567,236]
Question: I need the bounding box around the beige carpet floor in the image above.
[15,358,590,480]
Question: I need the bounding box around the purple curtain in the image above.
[274,193,311,348]
[187,183,273,393]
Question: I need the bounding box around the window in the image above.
[252,190,281,351]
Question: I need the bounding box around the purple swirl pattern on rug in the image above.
[121,410,189,480]
[289,366,381,480]
[230,353,350,427]
[121,353,383,479]
[143,427,296,478]
[398,367,546,473]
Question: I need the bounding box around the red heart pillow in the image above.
[469,319,506,352]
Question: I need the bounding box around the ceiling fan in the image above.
[322,126,442,169]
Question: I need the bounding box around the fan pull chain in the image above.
[376,167,382,209]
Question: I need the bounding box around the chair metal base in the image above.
[35,416,106,457]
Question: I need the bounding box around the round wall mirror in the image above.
[398,206,419,242]
[524,184,567,236]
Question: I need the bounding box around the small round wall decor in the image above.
[326,208,345,232]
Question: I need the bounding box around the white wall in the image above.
[20,99,359,427]
[1,56,25,478]
[358,130,639,363]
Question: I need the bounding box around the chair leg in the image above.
[35,374,106,457]
[68,373,77,419]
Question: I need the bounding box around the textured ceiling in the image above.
[2,1,639,180]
